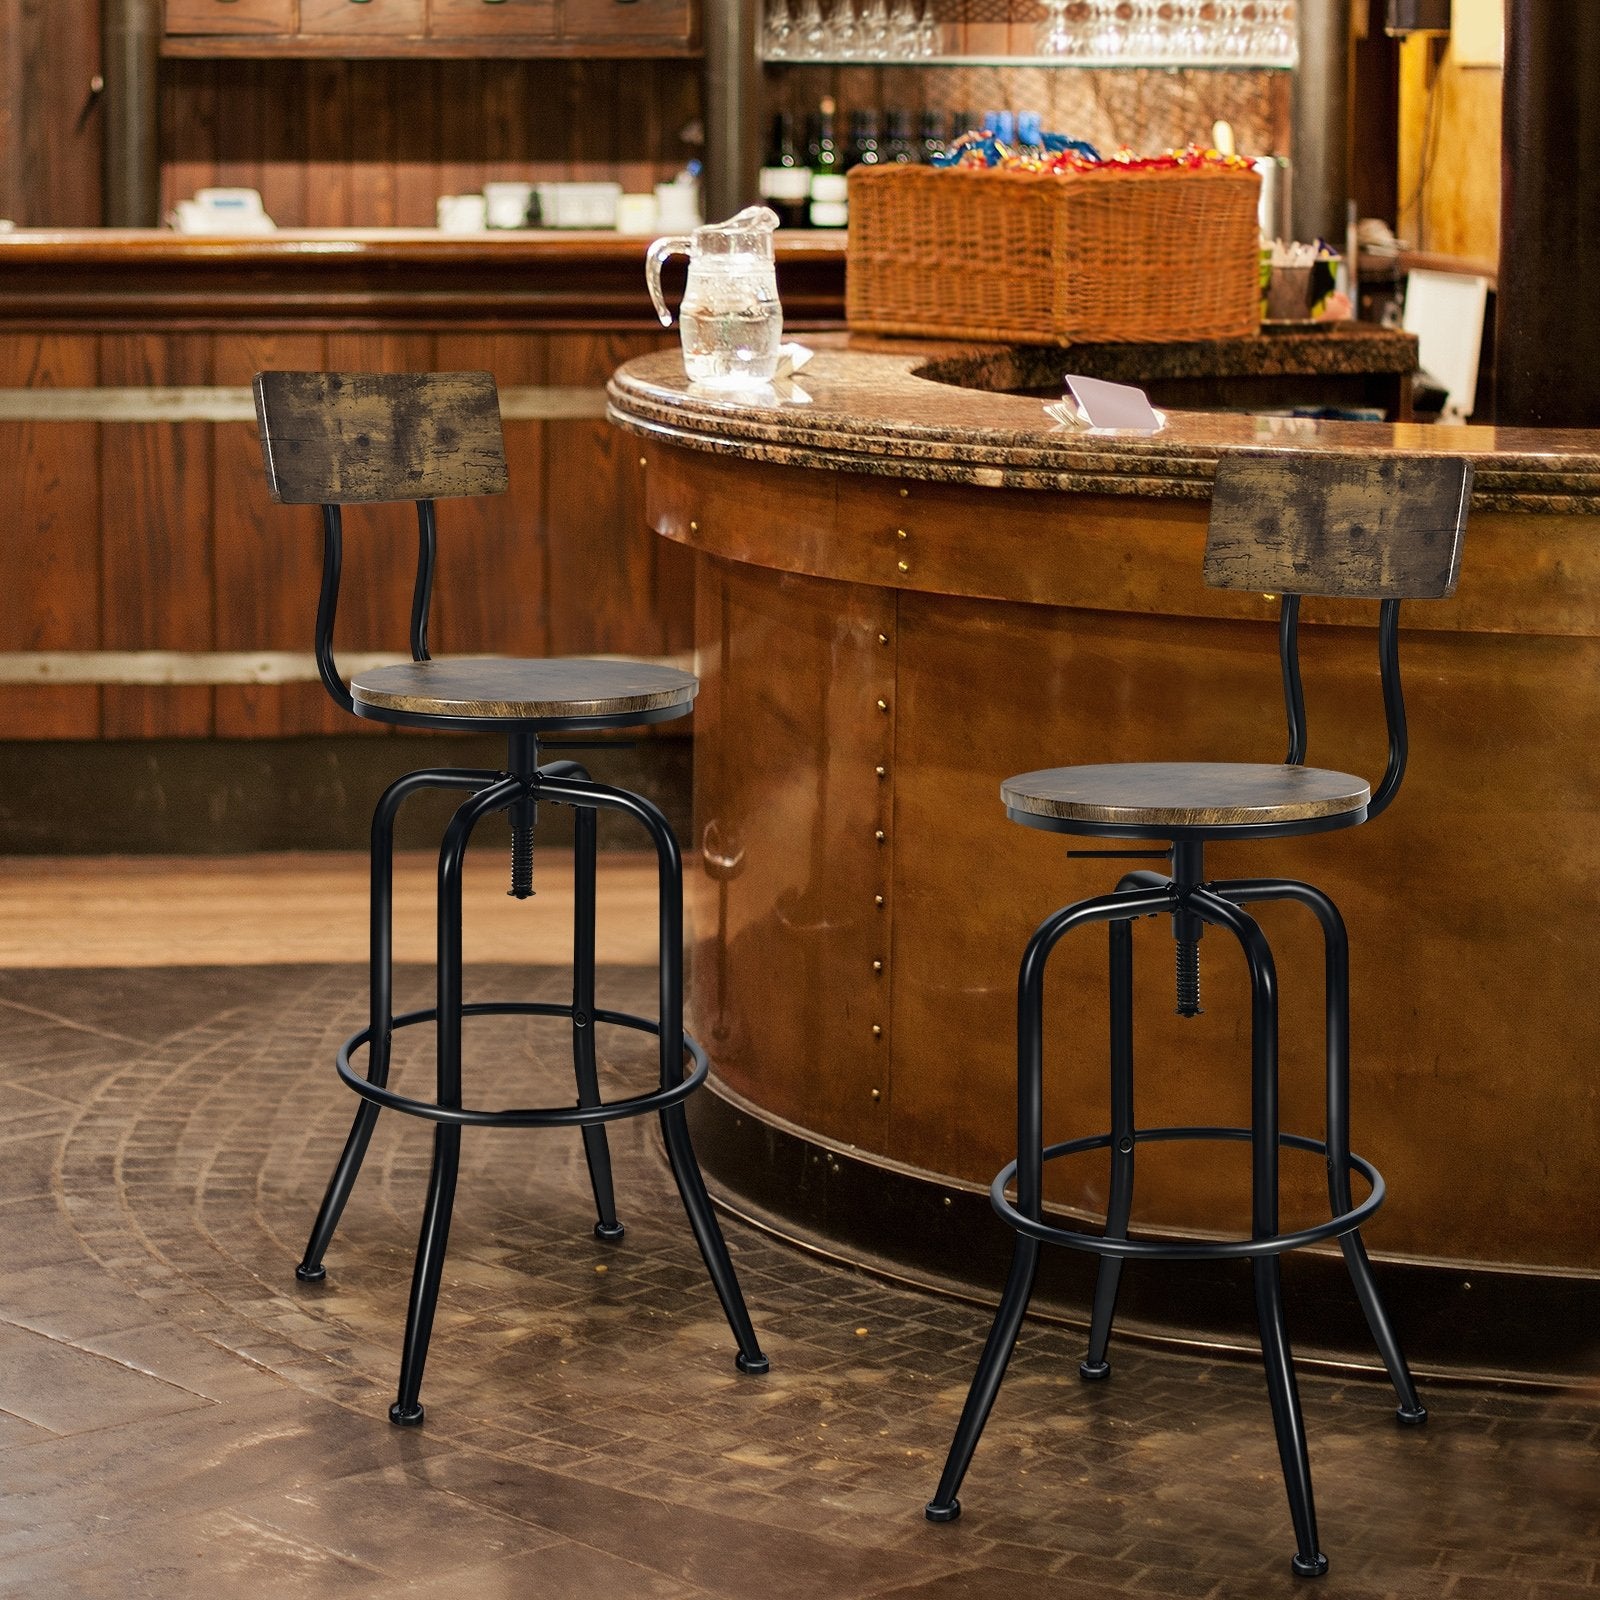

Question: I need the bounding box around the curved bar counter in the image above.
[608,340,1600,1381]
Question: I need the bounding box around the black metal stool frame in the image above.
[926,452,1474,1578]
[254,370,768,1429]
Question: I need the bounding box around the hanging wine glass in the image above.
[763,0,794,58]
[794,0,826,55]
[860,0,893,58]
[1037,0,1091,56]
[1087,0,1125,60]
[827,0,864,57]
[888,0,920,55]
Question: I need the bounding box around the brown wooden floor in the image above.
[0,851,661,968]
[1,859,1597,1597]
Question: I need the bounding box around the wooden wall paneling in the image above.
[0,0,24,225]
[657,57,702,182]
[478,59,531,186]
[0,335,101,737]
[98,333,216,738]
[544,332,679,658]
[160,60,221,220]
[432,59,485,202]
[564,60,616,182]
[251,63,310,229]
[157,57,704,227]
[1398,34,1502,260]
[0,0,102,226]
[320,333,440,687]
[346,56,401,224]
[389,61,443,226]
[614,62,660,196]
[212,59,275,208]
[302,60,352,226]
[210,330,342,737]
[431,334,550,660]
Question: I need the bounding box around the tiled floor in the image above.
[3,958,1597,1598]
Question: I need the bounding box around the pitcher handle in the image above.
[645,235,694,327]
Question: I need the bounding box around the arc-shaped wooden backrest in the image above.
[253,370,509,505]
[1204,450,1472,600]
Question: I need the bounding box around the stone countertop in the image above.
[608,334,1600,515]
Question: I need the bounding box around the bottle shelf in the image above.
[761,52,1295,68]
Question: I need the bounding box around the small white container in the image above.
[616,193,660,235]
[655,177,703,232]
[436,194,488,233]
[535,182,623,229]
[483,181,534,229]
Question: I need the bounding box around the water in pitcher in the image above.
[679,300,784,389]
[646,207,785,391]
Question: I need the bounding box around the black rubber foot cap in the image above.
[1078,1358,1111,1381]
[294,1263,326,1283]
[1291,1553,1329,1578]
[735,1351,770,1376]
[594,1221,626,1242]
[924,1500,961,1524]
[1396,1404,1429,1427]
[389,1402,425,1428]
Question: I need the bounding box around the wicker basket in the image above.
[846,163,1263,345]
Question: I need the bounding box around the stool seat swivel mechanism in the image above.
[254,370,767,1428]
[924,452,1473,1576]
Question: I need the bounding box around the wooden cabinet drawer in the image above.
[301,0,425,33]
[165,0,296,33]
[562,0,691,40]
[428,0,557,36]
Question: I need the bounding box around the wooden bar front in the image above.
[610,345,1600,1379]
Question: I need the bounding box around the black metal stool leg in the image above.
[1196,889,1327,1577]
[298,768,495,1284]
[392,777,520,1427]
[1213,879,1426,1426]
[928,896,1072,1522]
[635,788,767,1372]
[925,1235,1041,1522]
[1308,889,1427,1425]
[1082,915,1136,1380]
[572,802,623,1241]
[659,1103,768,1372]
[1254,1255,1326,1577]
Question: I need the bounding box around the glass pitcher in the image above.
[646,206,783,390]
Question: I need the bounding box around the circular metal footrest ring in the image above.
[335,1002,707,1128]
[991,1125,1385,1261]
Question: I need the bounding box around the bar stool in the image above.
[253,370,768,1426]
[925,451,1473,1575]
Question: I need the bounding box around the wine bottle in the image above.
[758,111,812,230]
[846,110,883,171]
[808,97,849,229]
[919,109,950,164]
[885,109,918,164]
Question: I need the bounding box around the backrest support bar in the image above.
[253,370,509,505]
[1204,451,1472,600]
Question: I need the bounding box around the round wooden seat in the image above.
[1002,762,1371,831]
[350,657,698,724]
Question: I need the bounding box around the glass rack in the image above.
[763,0,1300,69]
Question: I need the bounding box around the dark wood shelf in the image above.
[160,33,699,57]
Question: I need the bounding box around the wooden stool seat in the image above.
[350,657,698,724]
[1002,762,1371,831]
